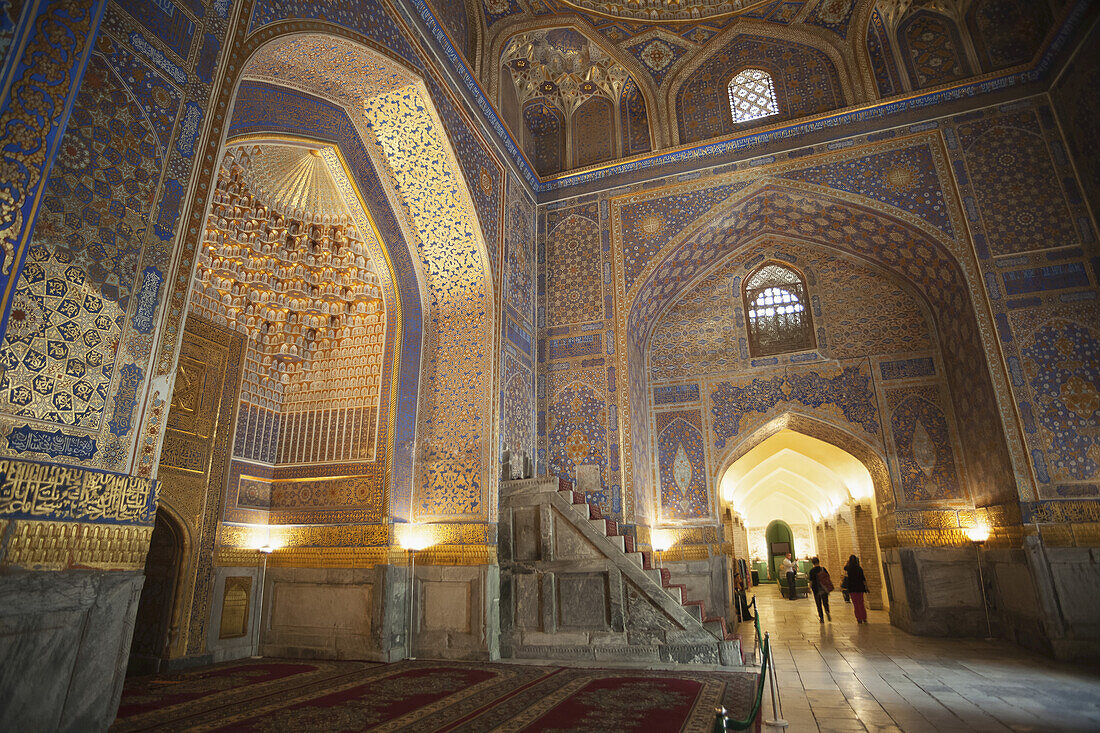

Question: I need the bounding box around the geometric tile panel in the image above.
[1020,314,1100,484]
[0,54,161,430]
[959,112,1077,256]
[780,144,954,239]
[619,182,749,292]
[504,181,536,325]
[546,211,602,325]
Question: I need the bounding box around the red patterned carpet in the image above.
[112,658,758,732]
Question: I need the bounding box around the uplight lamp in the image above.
[651,529,674,553]
[397,523,436,551]
[965,525,990,544]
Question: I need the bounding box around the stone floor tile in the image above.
[738,590,1100,733]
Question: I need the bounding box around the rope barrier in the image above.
[712,633,771,732]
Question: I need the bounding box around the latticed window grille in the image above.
[743,263,815,356]
[728,68,779,124]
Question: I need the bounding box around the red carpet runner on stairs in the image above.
[112,658,758,732]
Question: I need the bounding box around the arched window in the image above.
[743,262,815,356]
[728,68,779,124]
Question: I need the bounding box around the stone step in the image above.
[683,601,704,623]
[624,552,644,568]
[588,518,607,534]
[606,534,625,552]
[664,585,684,604]
[703,618,726,641]
[567,501,591,520]
[645,568,663,585]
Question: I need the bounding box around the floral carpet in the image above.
[112,658,758,732]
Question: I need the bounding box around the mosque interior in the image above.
[0,0,1098,729]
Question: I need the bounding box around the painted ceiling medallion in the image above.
[559,0,773,23]
[640,40,674,71]
[238,144,351,225]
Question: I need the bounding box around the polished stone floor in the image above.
[740,586,1100,732]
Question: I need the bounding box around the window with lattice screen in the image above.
[728,68,779,124]
[743,262,815,356]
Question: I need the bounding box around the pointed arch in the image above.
[486,17,667,149]
[174,27,498,526]
[615,180,1021,528]
[713,411,894,518]
[663,19,867,146]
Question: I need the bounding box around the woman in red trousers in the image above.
[844,555,869,623]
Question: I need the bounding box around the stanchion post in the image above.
[764,631,789,728]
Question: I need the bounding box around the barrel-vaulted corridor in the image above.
[745,590,1100,732]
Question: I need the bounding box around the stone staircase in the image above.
[500,475,742,666]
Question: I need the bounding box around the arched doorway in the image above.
[128,511,185,674]
[718,424,888,611]
[764,519,795,581]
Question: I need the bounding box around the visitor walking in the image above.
[807,557,832,622]
[780,552,797,600]
[844,555,869,623]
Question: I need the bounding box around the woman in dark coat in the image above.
[844,555,869,623]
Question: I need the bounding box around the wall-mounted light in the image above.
[396,523,436,552]
[965,525,990,544]
[651,529,674,569]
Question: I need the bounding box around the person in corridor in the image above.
[780,552,797,600]
[808,556,832,622]
[844,555,869,623]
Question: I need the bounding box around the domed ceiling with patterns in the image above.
[427,0,1062,176]
[193,142,387,396]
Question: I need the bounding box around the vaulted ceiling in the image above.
[427,0,1061,176]
[718,429,875,529]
